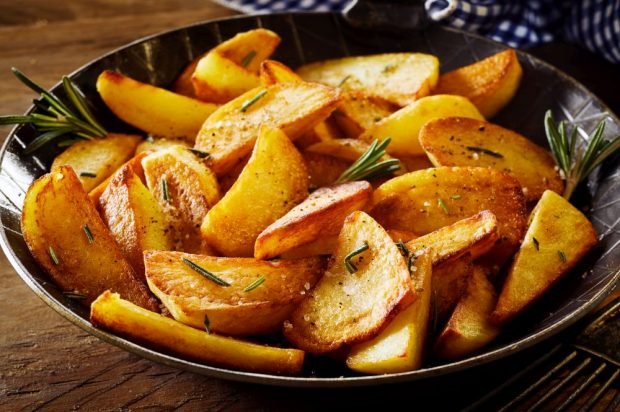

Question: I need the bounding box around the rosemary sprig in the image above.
[0,68,107,154]
[82,224,94,244]
[437,198,449,214]
[187,148,210,159]
[465,146,503,158]
[240,50,256,68]
[240,90,267,113]
[336,138,400,183]
[182,257,231,287]
[338,75,352,88]
[544,110,620,199]
[80,172,97,178]
[49,246,60,265]
[160,178,170,202]
[344,241,369,274]
[243,276,266,292]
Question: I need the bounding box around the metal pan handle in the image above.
[342,0,429,31]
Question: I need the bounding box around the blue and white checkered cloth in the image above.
[215,0,620,64]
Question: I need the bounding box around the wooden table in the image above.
[1,2,618,411]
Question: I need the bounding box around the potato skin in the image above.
[255,181,372,260]
[145,251,325,336]
[52,133,141,192]
[21,166,158,311]
[284,211,415,354]
[420,117,563,204]
[91,291,305,375]
[201,126,309,257]
[302,152,350,189]
[435,49,522,118]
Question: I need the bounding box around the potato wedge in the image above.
[359,95,484,157]
[435,49,522,118]
[142,146,220,253]
[91,291,305,375]
[387,229,418,243]
[194,82,340,175]
[260,59,303,85]
[405,210,499,266]
[135,137,189,155]
[333,92,395,138]
[491,190,598,324]
[346,251,432,374]
[371,167,527,266]
[98,164,173,276]
[201,126,308,257]
[172,56,200,97]
[434,265,500,359]
[88,152,147,205]
[280,236,339,259]
[420,117,564,203]
[296,53,439,107]
[51,133,141,192]
[432,254,473,324]
[284,211,415,354]
[255,181,372,259]
[192,29,281,102]
[306,138,393,163]
[145,251,325,336]
[96,70,218,141]
[21,166,158,310]
[303,151,350,189]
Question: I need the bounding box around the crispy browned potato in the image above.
[145,251,325,336]
[96,71,218,141]
[284,211,415,354]
[359,95,484,157]
[51,133,141,192]
[280,235,339,259]
[201,126,308,257]
[419,117,564,204]
[194,82,340,175]
[296,53,439,107]
[255,181,372,259]
[370,167,527,266]
[260,59,303,85]
[491,190,598,324]
[88,152,147,205]
[142,146,220,254]
[98,164,173,276]
[435,49,522,118]
[91,291,305,375]
[434,265,500,359]
[192,29,281,102]
[432,254,473,324]
[333,92,395,138]
[21,166,158,310]
[303,152,350,189]
[405,210,499,266]
[346,251,432,374]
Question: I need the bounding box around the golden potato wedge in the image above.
[96,70,218,141]
[284,211,415,354]
[260,59,302,85]
[145,251,325,336]
[98,164,173,276]
[333,92,395,138]
[217,153,250,193]
[91,291,305,375]
[296,53,439,107]
[405,210,499,266]
[434,265,500,359]
[51,133,141,192]
[192,29,281,102]
[346,250,432,374]
[201,126,308,257]
[171,56,200,97]
[280,236,339,259]
[135,137,190,155]
[432,254,473,324]
[21,166,158,310]
[420,117,564,203]
[371,167,527,266]
[297,118,344,149]
[303,151,350,189]
[491,190,598,324]
[88,152,147,205]
[398,155,434,173]
[359,95,484,157]
[255,181,372,259]
[435,49,523,118]
[306,138,393,163]
[194,82,340,175]
[142,146,220,254]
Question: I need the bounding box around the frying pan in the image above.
[1,0,619,387]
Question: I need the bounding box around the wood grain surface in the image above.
[1,2,618,411]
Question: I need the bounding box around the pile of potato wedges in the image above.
[21,28,598,376]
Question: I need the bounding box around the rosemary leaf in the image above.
[532,237,540,251]
[24,128,74,154]
[188,148,210,159]
[338,75,351,88]
[466,146,503,158]
[82,224,94,243]
[243,276,266,292]
[450,194,461,200]
[80,172,97,178]
[204,315,211,334]
[437,198,449,214]
[336,138,400,183]
[240,90,267,113]
[395,240,409,258]
[0,115,37,125]
[160,178,170,202]
[62,77,106,136]
[49,245,60,265]
[344,241,369,274]
[240,50,257,68]
[182,257,231,287]
[558,250,567,262]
